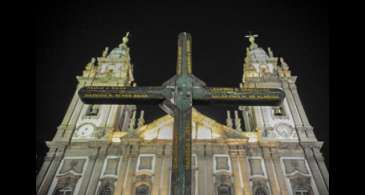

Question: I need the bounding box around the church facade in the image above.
[36,33,329,195]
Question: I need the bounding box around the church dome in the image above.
[108,46,128,59]
[249,47,269,64]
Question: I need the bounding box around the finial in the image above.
[128,64,135,85]
[268,47,274,58]
[280,57,289,69]
[137,110,145,128]
[245,32,258,49]
[226,110,233,128]
[234,110,242,131]
[120,32,130,47]
[85,57,95,70]
[102,47,109,57]
[128,110,136,132]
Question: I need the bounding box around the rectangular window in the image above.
[213,154,232,173]
[136,154,155,173]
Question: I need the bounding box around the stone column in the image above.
[313,147,329,188]
[262,147,280,195]
[77,152,99,195]
[37,147,66,195]
[85,146,108,195]
[301,145,328,195]
[36,148,57,191]
[271,148,289,195]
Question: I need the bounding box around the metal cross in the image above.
[78,32,285,195]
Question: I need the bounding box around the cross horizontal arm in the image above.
[193,87,285,106]
[78,86,166,105]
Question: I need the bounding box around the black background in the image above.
[36,2,328,173]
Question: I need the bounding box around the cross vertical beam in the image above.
[170,32,194,195]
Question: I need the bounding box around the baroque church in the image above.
[36,33,329,195]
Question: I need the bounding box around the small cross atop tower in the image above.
[120,32,130,47]
[245,32,259,49]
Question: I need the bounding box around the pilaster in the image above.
[159,154,170,195]
[36,148,57,191]
[271,148,289,195]
[85,146,108,195]
[312,145,329,189]
[122,153,138,195]
[37,147,66,195]
[238,147,253,195]
[281,81,306,139]
[114,145,130,195]
[151,154,163,195]
[288,81,311,127]
[229,151,244,195]
[77,151,99,195]
[60,84,83,127]
[61,97,85,141]
[262,147,280,195]
[301,144,328,195]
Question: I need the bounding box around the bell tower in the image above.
[233,34,329,195]
[36,33,143,195]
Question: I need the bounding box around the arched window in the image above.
[53,186,73,195]
[99,183,113,195]
[217,184,231,195]
[254,187,267,195]
[135,184,150,195]
[294,188,309,195]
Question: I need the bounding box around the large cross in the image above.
[78,32,285,195]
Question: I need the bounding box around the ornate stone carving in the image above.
[59,159,86,174]
[283,159,309,175]
[266,123,297,139]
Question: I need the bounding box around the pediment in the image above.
[135,108,248,141]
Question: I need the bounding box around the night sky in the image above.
[36,2,328,172]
